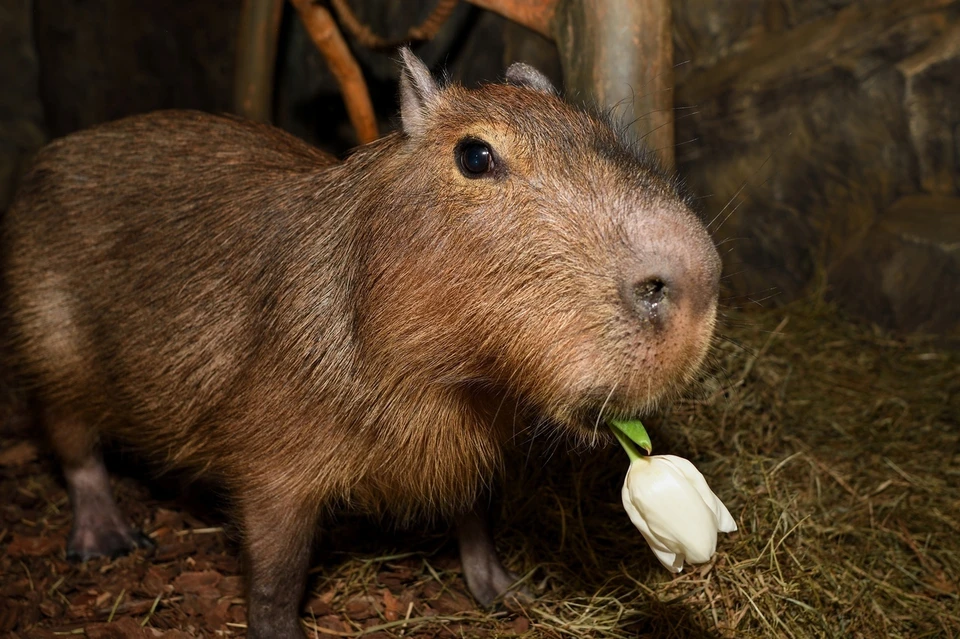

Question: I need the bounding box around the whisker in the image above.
[745,291,782,307]
[713,334,757,357]
[711,192,748,236]
[723,286,779,298]
[720,269,751,281]
[593,381,620,448]
[715,236,747,248]
[639,110,700,141]
[706,181,748,232]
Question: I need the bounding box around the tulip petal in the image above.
[650,545,684,573]
[715,499,738,533]
[659,455,737,532]
[622,482,685,572]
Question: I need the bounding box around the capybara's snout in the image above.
[619,235,721,331]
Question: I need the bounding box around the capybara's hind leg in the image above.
[45,410,152,560]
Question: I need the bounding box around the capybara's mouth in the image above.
[552,399,647,444]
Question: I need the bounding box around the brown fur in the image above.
[1,53,720,638]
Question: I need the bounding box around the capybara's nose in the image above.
[621,252,719,329]
[622,270,674,328]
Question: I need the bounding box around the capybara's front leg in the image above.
[242,492,318,639]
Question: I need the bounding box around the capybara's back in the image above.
[4,110,346,469]
[2,50,721,639]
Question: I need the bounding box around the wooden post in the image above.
[552,0,675,170]
[234,0,284,123]
[463,0,675,169]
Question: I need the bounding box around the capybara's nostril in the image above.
[627,276,671,325]
[635,278,667,307]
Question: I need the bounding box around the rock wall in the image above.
[672,0,960,335]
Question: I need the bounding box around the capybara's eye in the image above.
[457,140,494,177]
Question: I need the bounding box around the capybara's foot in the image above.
[63,456,153,561]
[467,564,530,608]
[67,517,153,561]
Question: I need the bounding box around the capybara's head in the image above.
[353,50,721,440]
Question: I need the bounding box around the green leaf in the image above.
[609,419,652,455]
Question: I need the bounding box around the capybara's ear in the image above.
[505,62,557,96]
[398,47,439,137]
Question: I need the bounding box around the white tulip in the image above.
[621,454,737,573]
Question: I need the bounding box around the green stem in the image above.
[610,425,642,462]
[609,418,653,455]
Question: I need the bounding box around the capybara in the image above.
[1,50,721,638]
